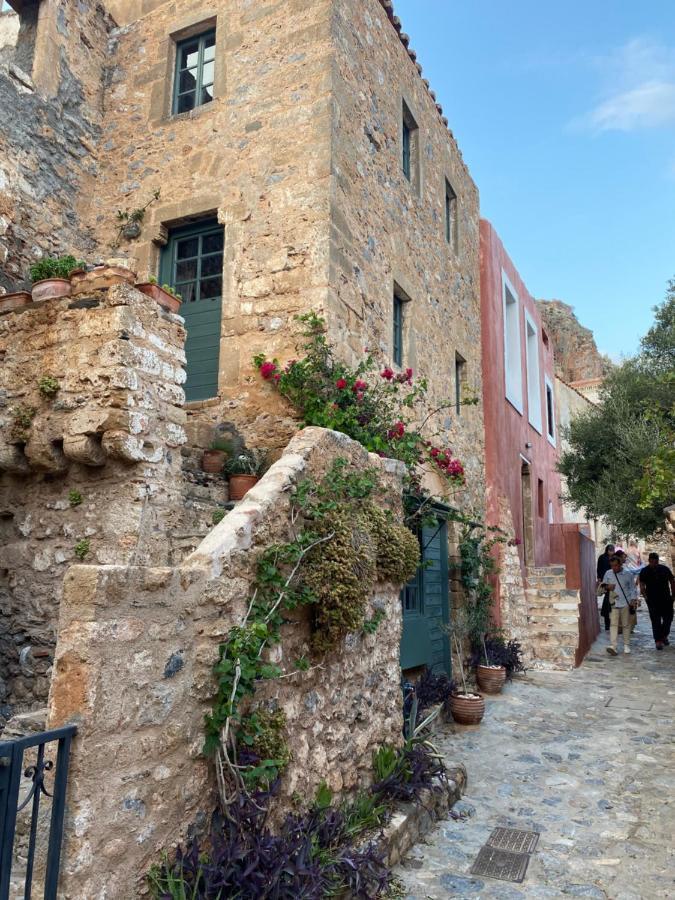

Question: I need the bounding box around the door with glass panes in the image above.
[160,220,224,402]
[400,519,451,674]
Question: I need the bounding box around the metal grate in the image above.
[487,827,540,854]
[470,846,531,883]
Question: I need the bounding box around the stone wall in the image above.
[0,283,187,718]
[47,427,407,898]
[538,299,612,384]
[0,0,114,294]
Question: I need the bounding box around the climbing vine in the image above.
[204,458,420,807]
[457,520,506,648]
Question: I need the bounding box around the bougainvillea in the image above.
[254,313,465,490]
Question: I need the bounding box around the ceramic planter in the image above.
[31,279,72,302]
[0,291,32,313]
[70,265,136,295]
[476,664,507,694]
[202,449,226,474]
[136,282,182,314]
[228,474,259,501]
[448,692,485,725]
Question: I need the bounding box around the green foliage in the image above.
[372,744,400,782]
[457,521,506,648]
[238,708,291,790]
[211,508,226,525]
[161,283,183,301]
[29,255,85,282]
[38,375,60,398]
[68,490,83,508]
[559,284,675,537]
[74,538,90,560]
[254,313,466,489]
[340,790,388,838]
[368,505,421,584]
[294,655,310,671]
[9,405,36,442]
[362,609,386,635]
[223,448,268,477]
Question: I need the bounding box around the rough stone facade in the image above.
[537,299,612,384]
[47,427,407,899]
[0,283,188,718]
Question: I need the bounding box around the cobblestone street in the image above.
[396,615,675,899]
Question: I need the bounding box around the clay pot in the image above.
[70,265,136,295]
[476,664,507,694]
[202,449,226,474]
[228,474,259,501]
[136,282,182,314]
[31,279,72,302]
[0,291,32,313]
[448,692,485,725]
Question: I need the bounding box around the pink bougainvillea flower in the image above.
[388,421,406,439]
[380,367,394,381]
[430,447,440,458]
[356,391,365,402]
[353,379,368,392]
[405,367,414,383]
[273,373,281,383]
[336,378,348,390]
[260,361,278,380]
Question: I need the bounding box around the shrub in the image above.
[74,539,90,560]
[68,490,83,508]
[9,406,36,443]
[38,375,60,397]
[29,255,85,282]
[470,634,526,677]
[414,667,457,712]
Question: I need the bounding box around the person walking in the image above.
[597,544,615,632]
[602,555,639,656]
[615,549,640,637]
[639,553,675,651]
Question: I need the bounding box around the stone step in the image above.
[525,588,579,600]
[528,574,568,587]
[528,565,566,576]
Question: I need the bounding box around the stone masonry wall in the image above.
[0,283,187,719]
[327,0,484,513]
[47,427,407,899]
[0,0,114,294]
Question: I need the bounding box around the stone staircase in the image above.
[525,566,580,670]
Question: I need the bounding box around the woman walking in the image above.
[597,544,615,631]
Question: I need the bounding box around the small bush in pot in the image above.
[469,633,525,692]
[202,437,231,475]
[225,448,268,500]
[29,255,85,302]
[446,629,485,726]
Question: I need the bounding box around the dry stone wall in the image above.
[47,427,407,899]
[0,283,188,719]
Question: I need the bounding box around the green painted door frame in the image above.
[400,510,451,674]
[160,219,224,402]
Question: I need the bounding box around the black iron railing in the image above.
[0,725,76,900]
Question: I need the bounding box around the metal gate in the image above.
[0,725,76,900]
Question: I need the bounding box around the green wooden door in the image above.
[400,520,451,674]
[160,220,224,402]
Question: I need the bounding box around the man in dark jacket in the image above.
[597,544,615,631]
[639,553,675,650]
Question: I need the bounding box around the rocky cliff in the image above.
[537,300,612,383]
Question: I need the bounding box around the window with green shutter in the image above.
[160,220,224,402]
[173,30,216,114]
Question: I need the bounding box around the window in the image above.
[548,500,554,524]
[173,30,216,114]
[502,273,523,412]
[525,311,543,433]
[455,353,466,416]
[537,479,544,518]
[545,376,556,445]
[445,180,458,252]
[160,220,224,401]
[393,292,404,367]
[401,100,420,193]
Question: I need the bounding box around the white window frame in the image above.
[502,271,523,414]
[524,309,543,434]
[545,375,556,446]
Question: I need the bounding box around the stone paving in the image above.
[396,614,675,899]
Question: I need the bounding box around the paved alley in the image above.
[396,615,675,899]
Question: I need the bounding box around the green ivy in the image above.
[38,375,60,398]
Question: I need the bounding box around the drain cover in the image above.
[470,846,531,883]
[487,827,540,853]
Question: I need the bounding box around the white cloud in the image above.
[574,37,675,133]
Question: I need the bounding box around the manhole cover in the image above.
[487,827,540,853]
[470,846,531,883]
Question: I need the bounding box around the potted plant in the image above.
[136,277,183,314]
[471,634,525,694]
[70,262,136,295]
[29,255,85,302]
[474,635,507,695]
[225,448,268,501]
[202,438,230,475]
[446,631,485,726]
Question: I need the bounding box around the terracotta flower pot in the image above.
[202,449,226,474]
[228,474,259,501]
[476,664,507,694]
[31,279,72,302]
[136,282,182,314]
[448,692,485,725]
[0,291,32,313]
[70,265,136,295]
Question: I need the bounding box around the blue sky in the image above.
[396,0,675,359]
